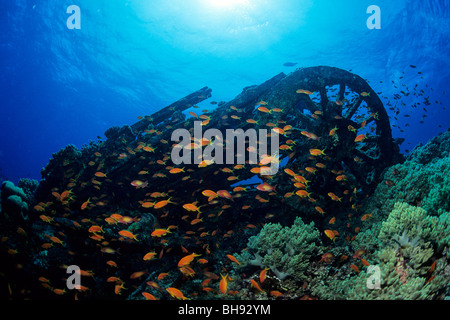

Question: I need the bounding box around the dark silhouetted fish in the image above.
[283,62,297,67]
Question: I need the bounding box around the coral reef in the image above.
[312,202,449,299]
[1,181,30,221]
[0,69,448,300]
[234,217,321,281]
[357,130,450,222]
[17,178,38,204]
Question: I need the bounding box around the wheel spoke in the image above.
[319,87,329,110]
[344,96,363,119]
[338,83,346,101]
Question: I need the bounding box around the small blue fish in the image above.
[283,62,297,67]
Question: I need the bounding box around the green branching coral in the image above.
[352,131,450,253]
[425,210,450,252]
[421,157,450,215]
[378,202,433,245]
[313,202,449,299]
[234,216,321,281]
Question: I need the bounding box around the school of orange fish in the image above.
[1,76,443,300]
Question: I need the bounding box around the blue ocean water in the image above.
[0,0,449,183]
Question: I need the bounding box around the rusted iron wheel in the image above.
[257,66,395,192]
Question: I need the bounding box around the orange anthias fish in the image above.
[34,204,46,212]
[40,215,53,223]
[315,206,325,215]
[190,218,203,225]
[110,213,123,221]
[296,190,311,198]
[153,198,174,209]
[151,227,171,237]
[360,120,367,129]
[361,213,373,221]
[301,131,320,141]
[226,254,240,265]
[81,198,90,210]
[256,182,276,192]
[141,201,155,208]
[270,290,283,297]
[142,145,156,153]
[88,225,103,233]
[354,134,367,142]
[361,259,370,267]
[250,279,264,293]
[219,274,228,294]
[94,172,107,178]
[157,273,169,280]
[272,127,286,136]
[319,252,334,263]
[130,180,148,189]
[259,155,279,166]
[118,216,136,224]
[118,230,138,241]
[166,287,189,300]
[169,167,185,174]
[324,229,338,242]
[178,253,201,267]
[130,271,147,279]
[329,126,338,136]
[114,283,126,295]
[183,203,202,213]
[305,167,317,174]
[188,111,198,118]
[353,249,366,259]
[328,192,342,202]
[260,267,270,283]
[296,89,314,95]
[142,292,158,300]
[309,148,326,156]
[284,168,296,176]
[257,106,271,114]
[143,252,157,261]
[179,266,196,277]
[106,260,118,267]
[250,167,261,174]
[294,175,309,184]
[350,264,360,273]
[202,190,217,199]
[49,236,64,246]
[217,190,233,200]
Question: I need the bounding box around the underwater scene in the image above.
[1,0,450,304]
